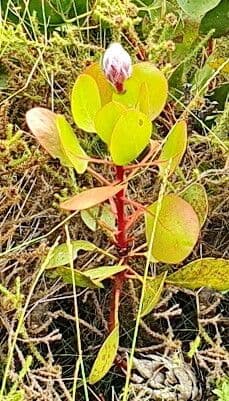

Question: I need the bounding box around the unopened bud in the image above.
[102,43,132,93]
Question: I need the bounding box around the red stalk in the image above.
[109,166,128,331]
[114,166,127,252]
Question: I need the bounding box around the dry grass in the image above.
[0,2,228,400]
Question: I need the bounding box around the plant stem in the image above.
[108,270,125,332]
[114,166,127,252]
[109,166,128,331]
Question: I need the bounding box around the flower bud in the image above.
[102,43,132,93]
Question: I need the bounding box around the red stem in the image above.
[114,166,127,252]
[109,166,128,331]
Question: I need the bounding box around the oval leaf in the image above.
[26,107,71,166]
[84,62,113,106]
[200,0,229,38]
[145,194,200,264]
[181,183,208,227]
[84,265,127,281]
[141,272,167,317]
[56,115,88,174]
[167,258,229,291]
[81,204,115,232]
[137,81,150,116]
[46,266,103,289]
[110,110,152,165]
[113,62,168,121]
[176,0,221,19]
[88,325,119,384]
[158,120,187,177]
[71,74,101,132]
[95,101,127,145]
[60,185,124,211]
[46,240,96,269]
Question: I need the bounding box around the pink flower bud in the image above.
[102,43,132,93]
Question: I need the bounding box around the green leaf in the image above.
[113,62,168,121]
[145,194,200,264]
[187,335,201,358]
[141,272,167,317]
[207,82,229,110]
[88,325,119,384]
[192,63,215,96]
[200,0,229,37]
[46,266,103,288]
[71,74,101,132]
[95,101,127,145]
[158,120,187,177]
[137,82,150,115]
[181,183,208,227]
[169,64,185,93]
[0,63,8,89]
[167,258,229,291]
[176,0,221,19]
[45,240,96,269]
[56,115,88,174]
[84,265,127,281]
[84,62,113,106]
[26,107,72,166]
[3,389,25,401]
[47,263,126,288]
[110,110,152,165]
[81,204,115,232]
[81,206,100,232]
[172,19,199,64]
[1,0,88,28]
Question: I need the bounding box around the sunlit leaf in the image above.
[81,204,115,232]
[176,0,221,19]
[137,81,150,116]
[84,265,127,281]
[60,185,123,211]
[158,120,187,177]
[110,110,152,165]
[141,272,167,317]
[84,62,113,105]
[181,183,208,227]
[167,258,229,291]
[46,240,96,268]
[46,266,103,288]
[71,74,101,132]
[145,194,200,264]
[56,115,88,174]
[26,107,71,166]
[187,335,201,358]
[88,325,119,384]
[113,62,168,120]
[95,101,127,145]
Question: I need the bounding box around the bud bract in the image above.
[102,43,132,93]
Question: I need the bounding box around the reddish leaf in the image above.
[145,194,200,264]
[60,185,123,211]
[26,107,71,166]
